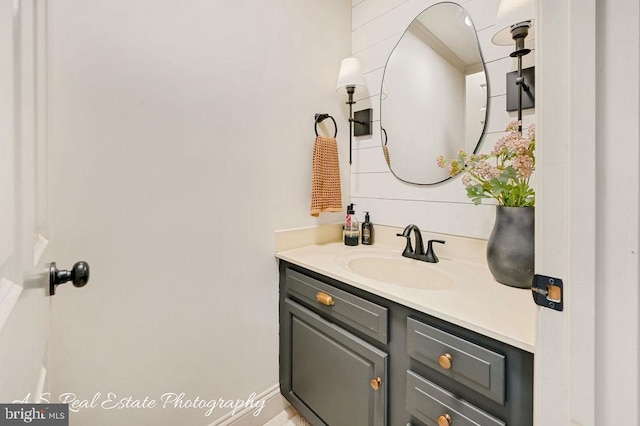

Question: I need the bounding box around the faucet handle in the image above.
[425,239,445,263]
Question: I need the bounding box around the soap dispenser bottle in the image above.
[361,211,374,245]
[344,203,360,246]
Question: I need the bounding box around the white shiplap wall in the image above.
[350,0,535,239]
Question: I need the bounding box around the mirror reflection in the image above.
[380,2,488,185]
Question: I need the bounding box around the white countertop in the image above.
[275,228,536,353]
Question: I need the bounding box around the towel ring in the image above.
[315,113,337,138]
[381,127,388,146]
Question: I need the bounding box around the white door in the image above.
[0,0,61,404]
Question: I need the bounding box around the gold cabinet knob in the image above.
[370,377,382,390]
[437,414,452,426]
[316,291,335,306]
[438,353,453,370]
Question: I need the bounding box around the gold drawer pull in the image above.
[438,353,453,370]
[370,377,382,390]
[316,291,335,306]
[437,414,452,426]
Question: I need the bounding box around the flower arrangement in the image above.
[437,121,535,207]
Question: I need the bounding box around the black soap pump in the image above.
[344,203,359,246]
[361,211,374,245]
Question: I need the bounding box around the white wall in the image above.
[47,1,351,425]
[350,0,534,239]
[595,0,639,422]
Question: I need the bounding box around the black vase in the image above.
[486,206,534,289]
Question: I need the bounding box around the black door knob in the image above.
[50,261,90,296]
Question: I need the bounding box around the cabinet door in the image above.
[281,298,387,426]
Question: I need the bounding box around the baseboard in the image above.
[209,384,289,426]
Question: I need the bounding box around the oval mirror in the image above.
[380,2,488,185]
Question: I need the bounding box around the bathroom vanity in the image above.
[276,226,535,426]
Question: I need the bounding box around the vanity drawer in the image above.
[407,318,505,404]
[285,268,388,344]
[406,370,505,426]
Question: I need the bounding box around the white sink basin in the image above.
[336,249,454,290]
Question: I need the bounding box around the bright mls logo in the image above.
[0,404,68,425]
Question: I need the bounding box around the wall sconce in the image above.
[492,0,535,131]
[336,57,372,164]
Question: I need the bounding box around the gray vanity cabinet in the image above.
[279,261,534,426]
[282,299,387,425]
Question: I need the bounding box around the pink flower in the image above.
[512,155,534,178]
[448,160,463,176]
[474,160,501,180]
[491,138,507,156]
[492,131,531,156]
[505,120,521,132]
[437,120,535,206]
